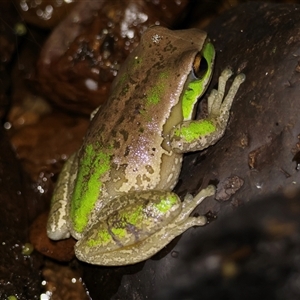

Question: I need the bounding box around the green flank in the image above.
[71,144,111,233]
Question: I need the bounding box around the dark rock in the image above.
[82,3,300,299]
[0,128,43,299]
[30,212,76,262]
[36,0,191,114]
[182,1,300,218]
[0,0,23,120]
[156,188,300,300]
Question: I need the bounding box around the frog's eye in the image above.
[192,52,209,79]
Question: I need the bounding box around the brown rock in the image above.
[36,0,190,114]
[30,212,76,262]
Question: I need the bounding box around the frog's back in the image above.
[79,27,207,195]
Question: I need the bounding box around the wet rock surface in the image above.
[36,0,191,114]
[182,1,300,215]
[0,129,43,299]
[157,188,300,300]
[81,3,300,299]
[2,1,300,299]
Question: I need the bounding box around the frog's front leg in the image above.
[170,69,245,153]
[74,185,215,266]
[47,152,78,240]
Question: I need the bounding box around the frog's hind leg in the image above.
[174,185,215,225]
[47,152,78,240]
[79,185,215,266]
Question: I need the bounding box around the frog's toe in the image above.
[219,72,246,112]
[183,193,194,202]
[236,73,246,83]
[221,68,233,79]
[186,215,207,227]
[193,184,216,201]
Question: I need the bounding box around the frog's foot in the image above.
[176,184,216,225]
[170,69,245,153]
[75,185,215,266]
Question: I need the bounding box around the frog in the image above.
[47,26,245,266]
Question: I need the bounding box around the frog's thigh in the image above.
[76,186,215,266]
[121,185,215,264]
[47,152,78,240]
